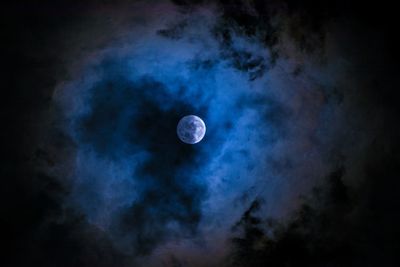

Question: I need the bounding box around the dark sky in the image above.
[2,1,399,266]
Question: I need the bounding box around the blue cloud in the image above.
[52,1,351,264]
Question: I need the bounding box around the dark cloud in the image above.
[2,0,399,266]
[158,20,189,40]
[229,146,400,267]
[72,57,207,255]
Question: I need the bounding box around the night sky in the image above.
[2,0,400,266]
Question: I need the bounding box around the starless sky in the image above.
[2,0,399,266]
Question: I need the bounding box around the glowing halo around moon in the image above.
[177,115,206,144]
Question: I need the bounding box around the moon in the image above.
[177,115,206,144]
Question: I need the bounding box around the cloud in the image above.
[52,0,351,264]
[5,0,395,266]
[228,147,400,267]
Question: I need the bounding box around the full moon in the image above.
[177,115,206,144]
